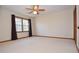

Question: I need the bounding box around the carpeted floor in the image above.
[0,37,78,53]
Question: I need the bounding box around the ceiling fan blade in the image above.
[28,11,33,14]
[26,8,32,10]
[39,9,45,11]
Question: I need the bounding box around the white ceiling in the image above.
[1,5,74,17]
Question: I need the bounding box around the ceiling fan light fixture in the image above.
[33,11,37,14]
[26,5,45,15]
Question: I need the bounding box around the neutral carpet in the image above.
[0,37,78,53]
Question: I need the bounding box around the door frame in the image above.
[73,5,77,43]
[73,5,79,52]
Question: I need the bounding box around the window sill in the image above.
[17,31,29,33]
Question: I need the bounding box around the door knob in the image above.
[78,26,79,29]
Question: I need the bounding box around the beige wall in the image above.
[35,9,73,38]
[77,6,79,48]
[0,6,33,41]
[31,17,36,35]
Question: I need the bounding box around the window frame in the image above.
[15,16,29,33]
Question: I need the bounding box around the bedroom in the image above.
[0,5,79,53]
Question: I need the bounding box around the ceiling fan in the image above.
[26,5,45,14]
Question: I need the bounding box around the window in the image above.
[15,17,29,32]
[15,18,22,32]
[23,19,29,31]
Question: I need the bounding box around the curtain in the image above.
[28,19,32,37]
[11,14,17,40]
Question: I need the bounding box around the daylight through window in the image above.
[15,17,29,32]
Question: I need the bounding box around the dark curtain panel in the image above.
[11,14,17,40]
[28,19,32,37]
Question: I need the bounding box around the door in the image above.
[77,6,79,48]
